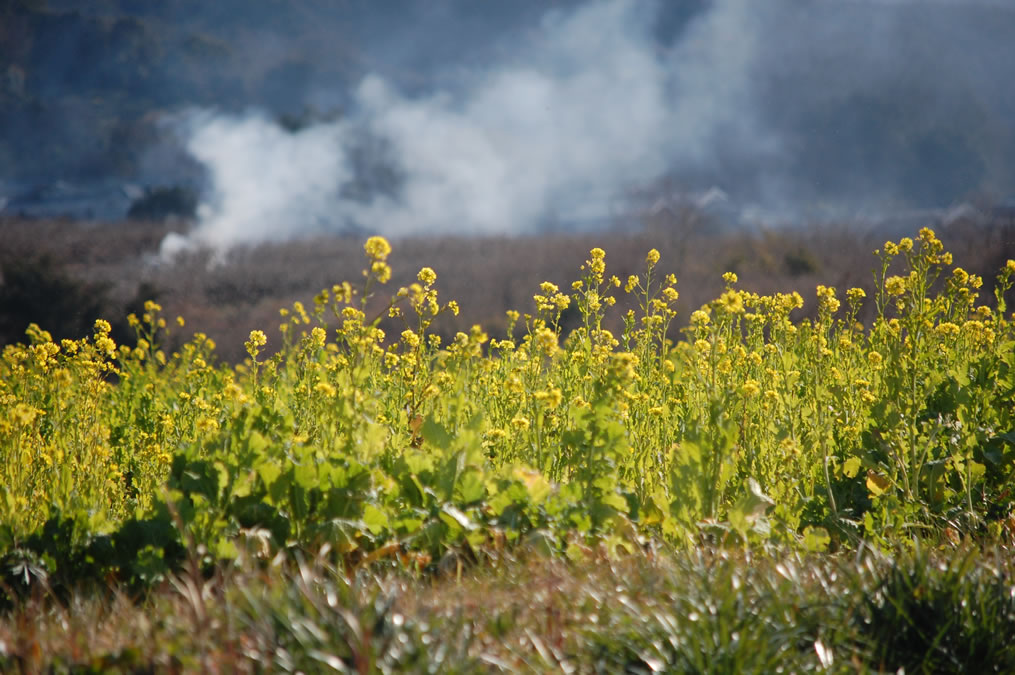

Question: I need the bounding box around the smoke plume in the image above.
[162,0,1015,255]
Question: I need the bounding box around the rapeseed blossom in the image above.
[364,235,391,261]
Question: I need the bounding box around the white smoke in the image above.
[162,0,683,255]
[160,111,351,256]
[162,0,1015,256]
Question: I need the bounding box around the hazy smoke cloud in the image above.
[164,0,671,254]
[164,0,1015,255]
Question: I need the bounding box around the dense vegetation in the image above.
[3,227,1015,670]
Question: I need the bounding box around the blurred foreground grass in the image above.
[3,543,1015,673]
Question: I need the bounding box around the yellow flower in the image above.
[364,235,392,261]
[741,380,761,398]
[418,267,438,285]
[95,335,116,358]
[401,330,420,348]
[816,285,840,314]
[717,290,744,314]
[539,281,559,295]
[885,275,907,296]
[534,388,563,409]
[868,351,883,369]
[249,329,267,347]
[245,330,267,359]
[935,322,960,338]
[10,403,41,426]
[469,324,489,345]
[195,416,219,433]
[511,416,530,431]
[587,248,606,280]
[371,261,392,283]
[690,309,711,326]
[646,248,660,266]
[314,381,337,397]
[532,327,559,357]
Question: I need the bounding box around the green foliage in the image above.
[2,229,1015,598]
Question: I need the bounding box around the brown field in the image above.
[2,214,1014,363]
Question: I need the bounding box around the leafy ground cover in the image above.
[2,227,1015,671]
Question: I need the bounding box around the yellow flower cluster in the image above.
[4,228,1015,556]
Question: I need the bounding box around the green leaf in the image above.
[455,468,486,504]
[256,460,282,490]
[729,478,774,536]
[293,459,317,490]
[362,504,388,536]
[268,471,290,506]
[393,517,423,535]
[669,439,705,527]
[842,457,862,479]
[247,430,269,455]
[600,491,630,515]
[422,416,453,449]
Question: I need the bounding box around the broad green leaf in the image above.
[600,491,630,514]
[422,415,453,449]
[362,503,388,535]
[455,468,486,504]
[256,460,282,489]
[293,459,317,490]
[247,430,269,455]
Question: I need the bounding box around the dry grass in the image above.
[4,542,1015,672]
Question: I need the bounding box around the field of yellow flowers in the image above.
[2,227,1015,669]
